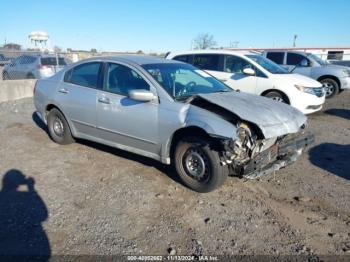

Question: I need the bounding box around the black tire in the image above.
[26,73,35,79]
[320,78,339,98]
[263,91,288,103]
[174,137,228,193]
[2,71,9,80]
[47,108,75,145]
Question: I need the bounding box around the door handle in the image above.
[98,97,110,104]
[58,88,69,94]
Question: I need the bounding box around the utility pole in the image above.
[293,35,298,47]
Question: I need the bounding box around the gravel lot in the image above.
[0,91,349,258]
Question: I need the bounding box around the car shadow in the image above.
[323,108,350,120]
[0,169,51,261]
[309,143,350,180]
[77,138,182,185]
[31,112,182,186]
[32,112,49,134]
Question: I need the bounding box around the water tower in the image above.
[28,31,50,50]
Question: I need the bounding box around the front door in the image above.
[96,62,160,157]
[286,52,312,76]
[210,55,257,94]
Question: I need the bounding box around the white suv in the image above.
[166,50,325,114]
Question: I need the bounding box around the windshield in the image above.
[307,53,327,65]
[247,54,289,74]
[142,63,232,100]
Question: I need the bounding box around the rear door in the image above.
[215,54,257,94]
[57,61,103,137]
[192,54,223,81]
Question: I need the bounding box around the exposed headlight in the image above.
[341,69,350,77]
[295,85,317,95]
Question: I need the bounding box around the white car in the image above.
[166,50,325,114]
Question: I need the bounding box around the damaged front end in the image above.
[220,122,314,179]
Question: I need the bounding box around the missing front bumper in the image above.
[237,131,314,179]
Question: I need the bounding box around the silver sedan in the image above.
[34,55,313,192]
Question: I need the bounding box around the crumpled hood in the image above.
[195,91,307,138]
[273,73,322,87]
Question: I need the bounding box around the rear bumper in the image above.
[239,131,314,179]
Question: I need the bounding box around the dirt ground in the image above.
[0,91,349,259]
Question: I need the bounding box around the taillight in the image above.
[37,64,51,69]
[34,80,38,94]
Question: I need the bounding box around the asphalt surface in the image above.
[0,92,349,258]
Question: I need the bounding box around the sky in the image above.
[1,0,350,53]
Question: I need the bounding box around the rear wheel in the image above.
[26,73,35,79]
[263,91,288,103]
[320,78,339,98]
[47,108,75,145]
[174,137,228,193]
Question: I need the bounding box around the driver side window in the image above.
[105,63,150,96]
[287,53,310,66]
[224,55,253,73]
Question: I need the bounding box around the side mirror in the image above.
[243,68,255,76]
[299,59,309,67]
[128,89,157,102]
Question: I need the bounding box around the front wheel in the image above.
[263,91,288,103]
[174,137,228,193]
[320,78,339,98]
[2,71,9,80]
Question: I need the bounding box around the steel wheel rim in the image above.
[53,117,64,137]
[183,147,210,182]
[322,82,334,97]
[271,96,284,102]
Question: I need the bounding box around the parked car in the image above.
[328,60,350,68]
[166,50,325,115]
[34,55,313,193]
[2,54,67,80]
[262,50,350,98]
[0,54,10,66]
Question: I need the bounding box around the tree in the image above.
[193,33,217,50]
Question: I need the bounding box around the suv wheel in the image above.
[320,78,339,98]
[264,91,288,103]
[26,73,35,79]
[2,71,9,80]
[47,108,75,145]
[174,137,228,193]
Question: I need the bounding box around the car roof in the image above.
[83,55,182,66]
[168,49,257,58]
[265,50,306,55]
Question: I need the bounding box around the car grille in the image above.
[313,87,325,97]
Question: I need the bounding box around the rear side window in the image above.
[287,53,308,65]
[193,54,220,71]
[20,56,36,64]
[41,57,67,66]
[173,55,190,63]
[266,52,284,64]
[64,62,102,89]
